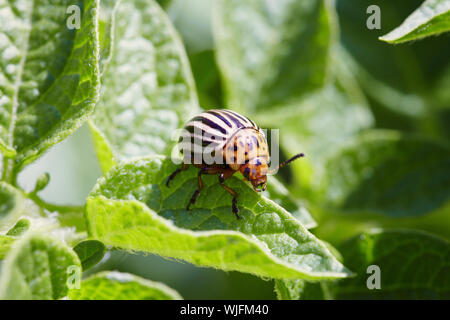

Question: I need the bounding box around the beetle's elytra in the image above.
[166,109,304,219]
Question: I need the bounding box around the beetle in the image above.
[166,109,304,219]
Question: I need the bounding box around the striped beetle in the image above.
[166,109,304,219]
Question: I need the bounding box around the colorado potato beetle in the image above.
[166,109,304,219]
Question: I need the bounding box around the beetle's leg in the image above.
[187,168,207,211]
[218,173,240,219]
[166,163,189,187]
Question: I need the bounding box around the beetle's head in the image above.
[240,157,268,192]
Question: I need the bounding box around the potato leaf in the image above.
[332,229,450,299]
[214,0,335,113]
[68,271,182,300]
[0,0,100,176]
[86,157,350,280]
[73,239,106,270]
[90,0,199,172]
[0,233,81,299]
[264,176,316,229]
[336,0,450,139]
[380,0,450,44]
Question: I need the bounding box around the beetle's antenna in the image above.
[269,153,305,174]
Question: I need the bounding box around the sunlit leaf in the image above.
[86,157,350,280]
[0,233,81,299]
[336,0,450,139]
[6,218,30,236]
[69,271,182,300]
[0,182,27,224]
[90,0,199,173]
[0,235,15,259]
[0,0,100,176]
[380,0,450,44]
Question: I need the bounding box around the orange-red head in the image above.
[239,157,268,192]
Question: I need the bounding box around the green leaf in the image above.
[97,0,119,74]
[0,218,32,259]
[88,121,117,173]
[380,0,450,44]
[336,0,450,138]
[0,233,81,299]
[32,172,50,193]
[274,279,331,300]
[312,130,450,217]
[214,0,336,113]
[0,235,15,259]
[90,0,199,172]
[86,157,350,280]
[0,0,100,176]
[274,240,341,299]
[332,229,450,299]
[68,271,182,300]
[73,239,106,270]
[263,176,316,229]
[337,0,450,95]
[6,218,30,236]
[188,50,224,109]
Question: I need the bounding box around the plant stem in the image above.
[28,192,84,214]
[1,157,17,185]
